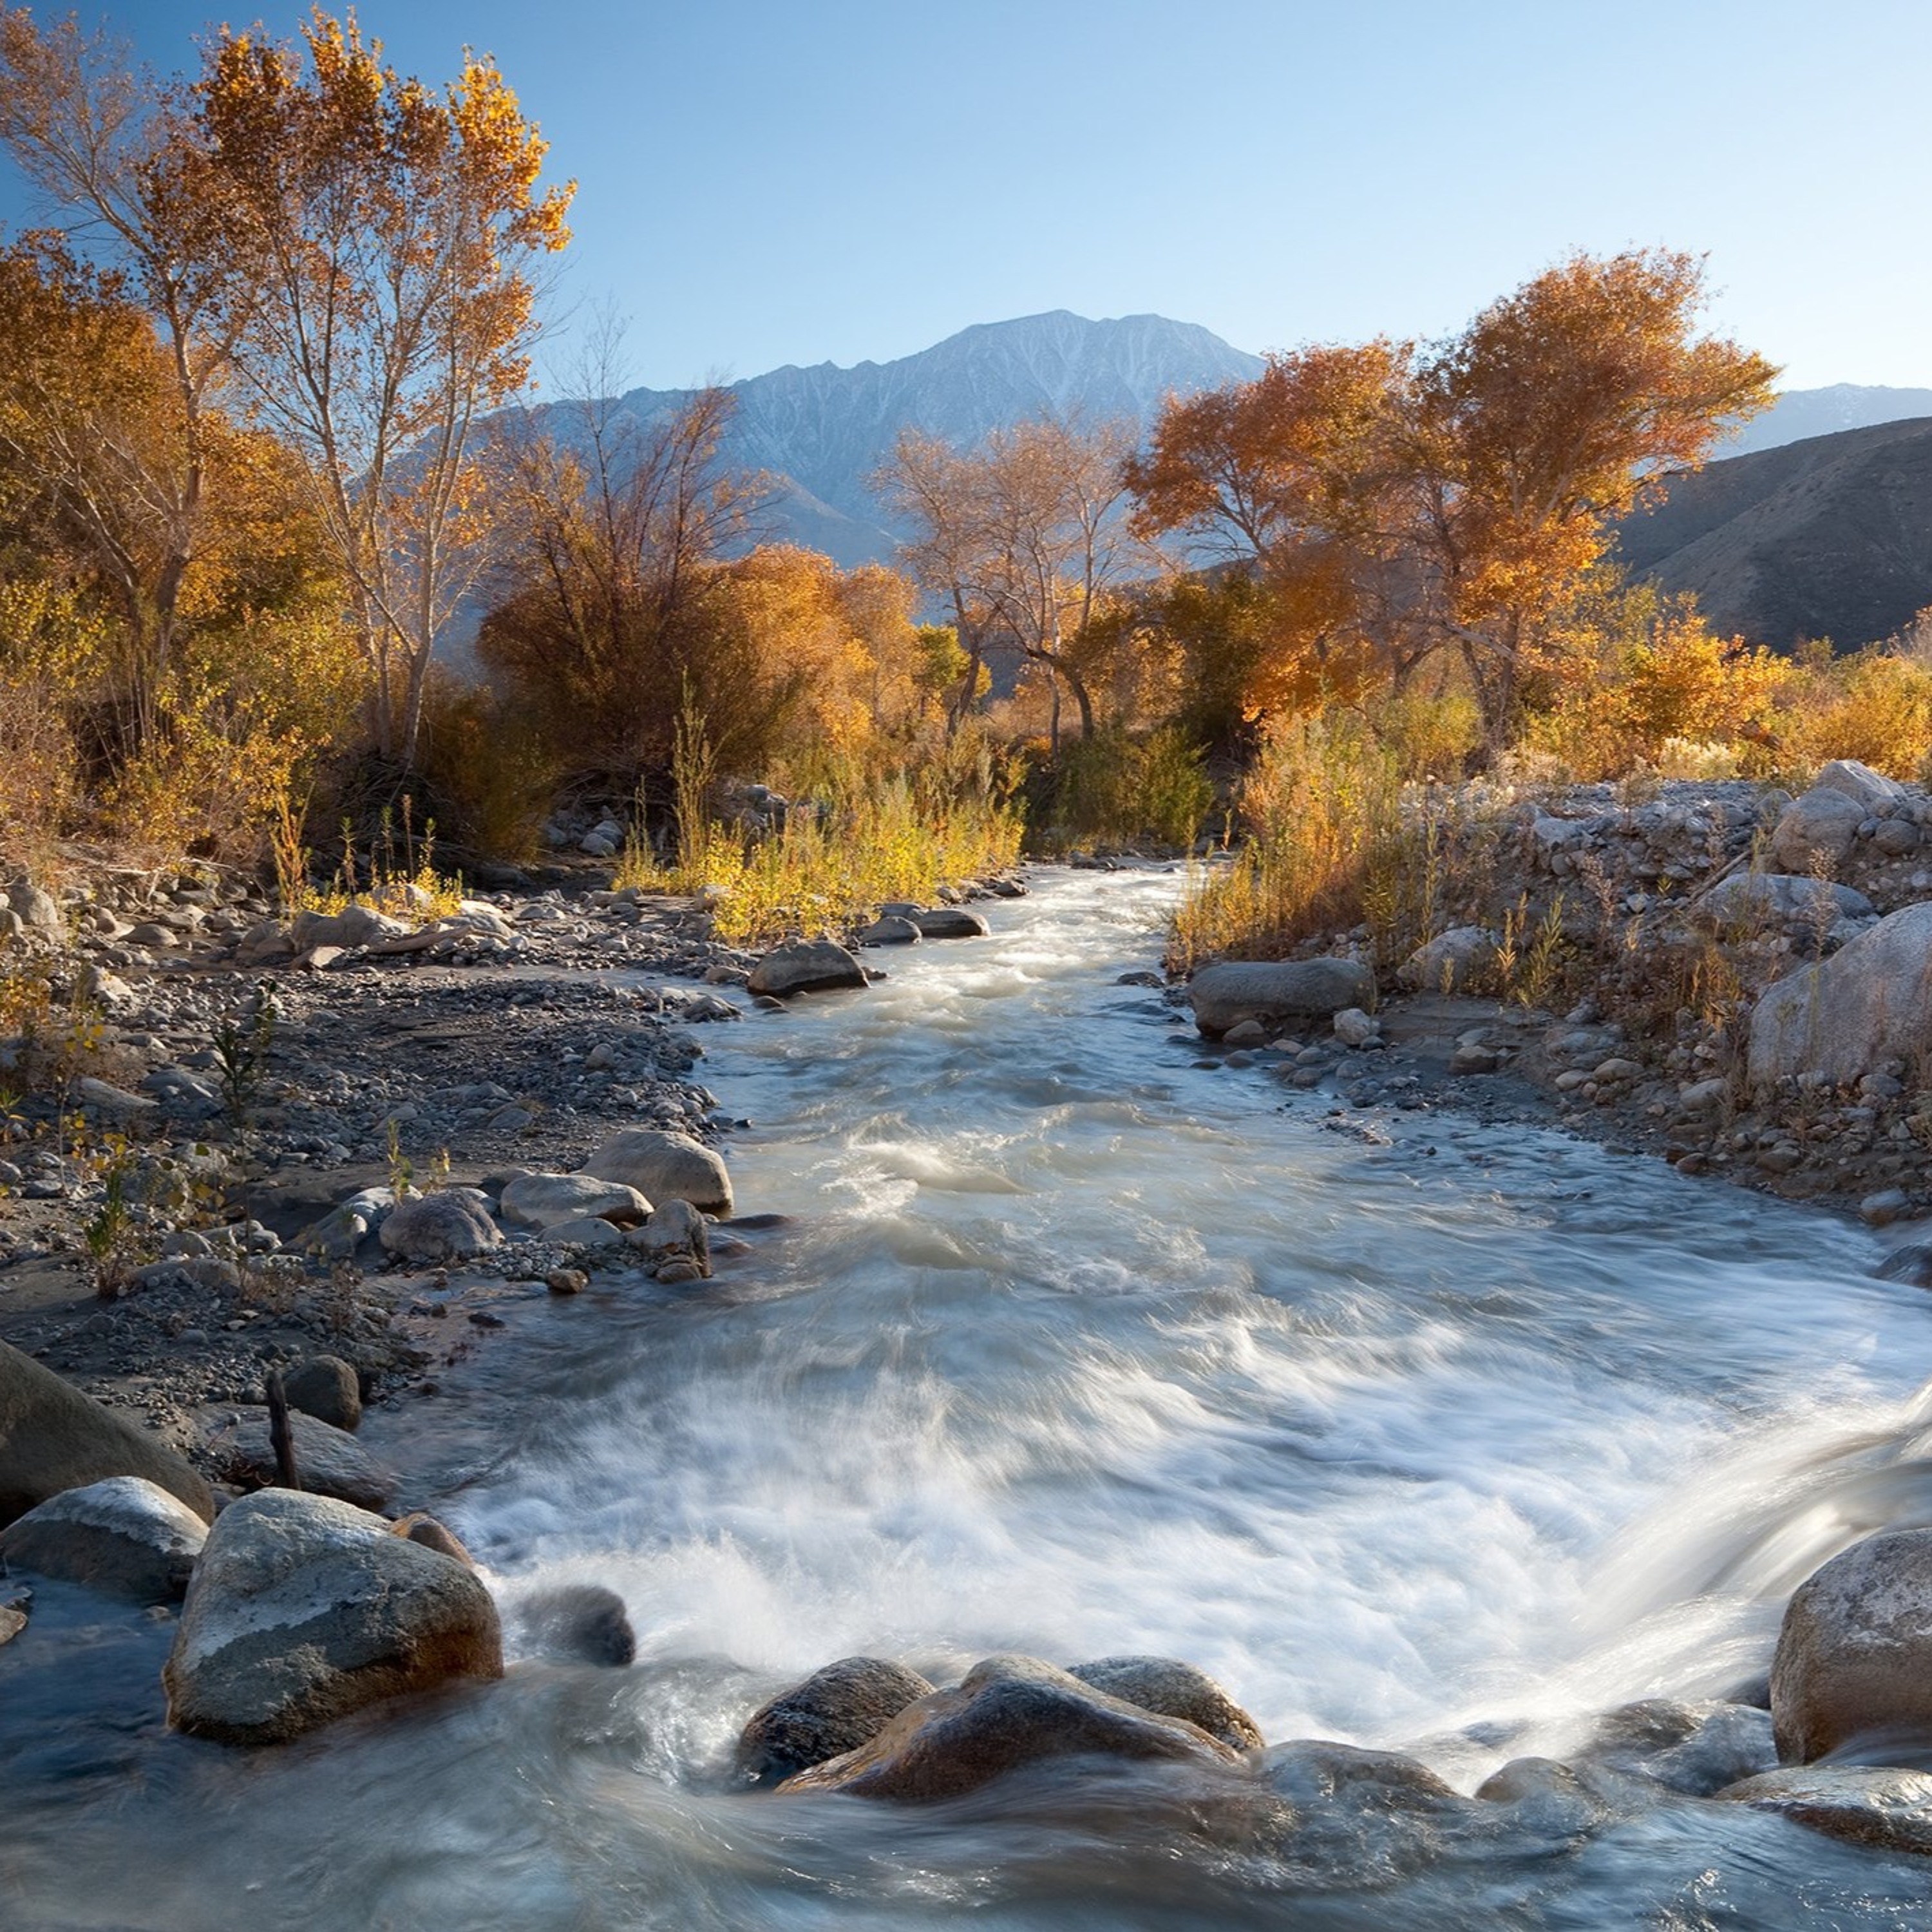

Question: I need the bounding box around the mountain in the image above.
[1616,417,1932,649]
[1724,384,1932,457]
[578,310,1266,567]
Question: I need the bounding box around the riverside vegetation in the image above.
[11,1,1932,1915]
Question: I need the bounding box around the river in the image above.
[6,867,1932,1927]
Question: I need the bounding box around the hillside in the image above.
[1616,417,1932,649]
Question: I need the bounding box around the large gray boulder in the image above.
[1399,926,1496,994]
[1189,959,1376,1039]
[379,1191,502,1264]
[1770,1528,1932,1762]
[289,904,413,951]
[747,941,867,998]
[283,1356,362,1432]
[1815,758,1907,814]
[775,1653,1241,1801]
[580,1128,733,1216]
[1769,786,1864,872]
[1694,873,1873,932]
[210,1407,397,1511]
[736,1656,936,1786]
[1747,902,1932,1090]
[0,1475,207,1602]
[163,1490,502,1745]
[0,1340,214,1528]
[499,1171,651,1229]
[6,880,61,931]
[1066,1655,1264,1751]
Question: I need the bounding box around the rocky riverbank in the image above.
[1176,760,1932,1253]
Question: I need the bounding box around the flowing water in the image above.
[8,868,1932,1927]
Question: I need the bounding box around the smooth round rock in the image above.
[0,1475,207,1602]
[736,1656,937,1786]
[579,1128,734,1216]
[282,1356,363,1433]
[1066,1654,1264,1751]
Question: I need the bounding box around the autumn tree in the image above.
[190,9,573,766]
[1406,249,1777,744]
[0,9,234,748]
[1131,252,1778,749]
[878,413,1149,752]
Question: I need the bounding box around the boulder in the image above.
[627,1197,712,1277]
[0,1475,207,1602]
[1815,758,1907,813]
[1770,1527,1932,1761]
[210,1407,398,1511]
[499,1171,651,1230]
[1575,1698,1776,1797]
[379,1191,502,1265]
[1747,903,1932,1090]
[6,881,61,931]
[282,1356,362,1433]
[1065,1655,1264,1752]
[1718,1766,1932,1856]
[289,904,413,951]
[549,1215,623,1249]
[747,941,867,998]
[1189,959,1378,1039]
[1769,786,1864,872]
[1399,926,1495,994]
[911,908,990,940]
[737,1656,937,1787]
[857,916,922,946]
[775,1653,1241,1801]
[162,1490,502,1745]
[0,1339,214,1528]
[1332,1007,1381,1048]
[392,1513,473,1566]
[579,1128,734,1216]
[513,1583,636,1666]
[1694,873,1873,932]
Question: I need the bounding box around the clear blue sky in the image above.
[35,1,1932,393]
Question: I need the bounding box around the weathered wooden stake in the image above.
[265,1369,302,1492]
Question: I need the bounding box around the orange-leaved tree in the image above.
[191,8,573,767]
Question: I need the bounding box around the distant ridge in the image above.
[1616,416,1932,649]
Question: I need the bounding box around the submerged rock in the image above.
[164,1490,502,1745]
[737,1656,938,1786]
[911,908,990,940]
[1772,1526,1932,1761]
[1719,1765,1932,1855]
[775,1653,1240,1801]
[1575,1698,1776,1796]
[514,1584,636,1666]
[0,1339,214,1529]
[0,1475,207,1603]
[1066,1655,1264,1751]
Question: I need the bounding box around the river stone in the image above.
[1575,1698,1776,1796]
[1771,1527,1932,1761]
[1694,873,1874,931]
[627,1197,712,1277]
[0,1603,23,1644]
[6,881,61,931]
[747,941,867,998]
[549,1215,624,1249]
[1747,903,1932,1091]
[0,1339,214,1528]
[736,1656,938,1787]
[392,1513,474,1566]
[379,1191,502,1264]
[775,1653,1241,1801]
[1718,1765,1932,1855]
[1769,786,1865,871]
[211,1407,398,1511]
[282,1356,362,1432]
[1189,959,1378,1039]
[288,904,413,951]
[857,916,922,945]
[1815,757,1908,814]
[0,1475,207,1602]
[1399,925,1498,994]
[911,907,990,940]
[163,1489,503,1745]
[500,1171,651,1229]
[580,1128,734,1216]
[1066,1655,1265,1751]
[514,1584,636,1666]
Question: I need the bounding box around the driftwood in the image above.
[265,1370,303,1492]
